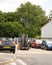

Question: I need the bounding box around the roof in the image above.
[41,18,52,28]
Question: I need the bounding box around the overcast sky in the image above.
[0,0,52,15]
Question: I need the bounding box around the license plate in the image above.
[4,46,10,48]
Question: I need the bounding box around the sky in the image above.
[0,0,52,15]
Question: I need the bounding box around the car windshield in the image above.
[47,43,52,45]
[46,41,52,45]
[0,38,13,42]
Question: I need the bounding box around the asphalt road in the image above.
[0,51,16,65]
[0,48,52,65]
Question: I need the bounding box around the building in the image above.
[41,18,52,41]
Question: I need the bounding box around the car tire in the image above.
[41,46,44,50]
[44,46,48,50]
[26,48,29,50]
[41,45,47,50]
[13,49,15,54]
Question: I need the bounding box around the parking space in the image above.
[0,48,52,65]
[16,48,52,55]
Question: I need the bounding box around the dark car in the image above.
[0,38,16,54]
[41,40,52,50]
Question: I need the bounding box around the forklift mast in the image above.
[18,34,29,50]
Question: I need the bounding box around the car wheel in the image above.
[41,46,44,50]
[13,49,15,54]
[26,48,29,50]
[41,45,47,50]
[44,46,48,50]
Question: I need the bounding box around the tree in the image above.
[16,2,47,27]
[0,21,24,37]
[15,2,48,37]
[0,21,5,37]
[49,10,52,19]
[0,2,48,37]
[0,11,5,22]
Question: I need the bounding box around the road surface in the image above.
[0,48,52,65]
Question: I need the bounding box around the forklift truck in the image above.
[17,34,29,50]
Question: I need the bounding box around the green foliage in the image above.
[0,22,24,37]
[35,35,41,39]
[15,2,48,37]
[16,2,47,27]
[0,2,48,37]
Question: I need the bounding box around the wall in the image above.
[41,21,52,38]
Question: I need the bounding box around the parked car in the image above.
[0,38,16,54]
[35,39,42,48]
[30,39,42,48]
[41,40,52,50]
